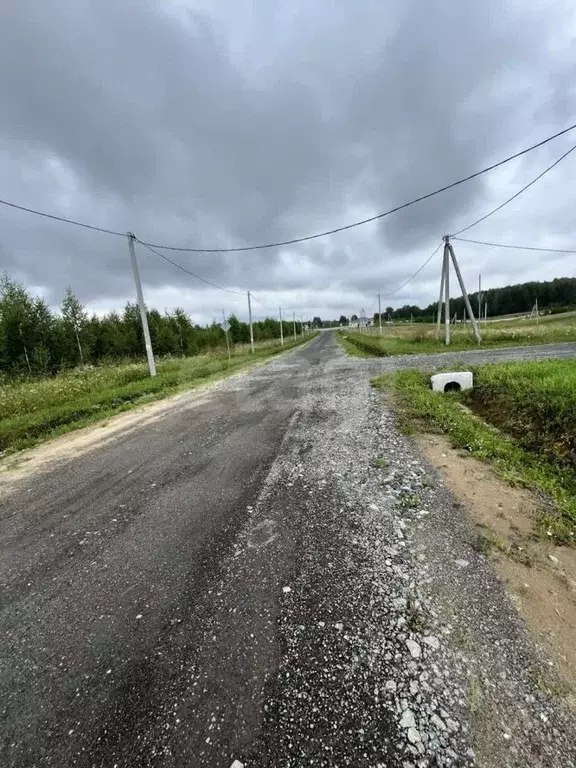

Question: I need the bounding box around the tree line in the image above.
[368,276,576,324]
[0,276,302,377]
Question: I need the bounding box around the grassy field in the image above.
[339,312,576,357]
[374,359,576,543]
[0,336,313,456]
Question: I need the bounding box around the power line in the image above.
[452,142,576,236]
[250,293,275,310]
[138,240,245,295]
[452,236,576,255]
[383,142,576,299]
[139,241,290,315]
[2,122,576,252]
[138,122,576,253]
[381,241,444,298]
[0,198,125,236]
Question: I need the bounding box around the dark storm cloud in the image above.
[0,0,575,320]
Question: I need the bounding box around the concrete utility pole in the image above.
[74,323,84,364]
[293,312,297,341]
[127,233,156,377]
[436,250,446,340]
[478,274,483,324]
[300,315,305,337]
[222,310,232,363]
[247,291,255,353]
[279,307,284,345]
[378,293,382,336]
[447,239,481,344]
[443,236,450,346]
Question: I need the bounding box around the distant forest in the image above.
[2,273,575,376]
[0,276,299,377]
[371,276,576,324]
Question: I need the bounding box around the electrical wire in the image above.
[250,293,275,310]
[138,122,576,253]
[2,122,576,252]
[141,241,295,317]
[381,240,444,298]
[138,240,245,295]
[141,242,305,320]
[0,198,125,236]
[451,142,576,236]
[452,236,576,255]
[386,142,576,299]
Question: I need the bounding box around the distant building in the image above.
[349,317,371,330]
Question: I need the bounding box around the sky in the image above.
[1,0,576,324]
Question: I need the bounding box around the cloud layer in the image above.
[1,0,575,322]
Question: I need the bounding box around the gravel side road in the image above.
[1,333,575,767]
[374,340,576,372]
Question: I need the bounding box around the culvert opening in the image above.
[444,381,462,393]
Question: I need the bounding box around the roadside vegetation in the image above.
[338,312,576,357]
[0,336,312,456]
[374,359,576,543]
[0,275,305,378]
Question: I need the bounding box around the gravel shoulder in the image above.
[362,340,576,372]
[1,332,576,766]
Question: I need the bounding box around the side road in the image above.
[1,332,575,767]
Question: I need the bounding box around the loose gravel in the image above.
[3,332,576,767]
[243,334,576,766]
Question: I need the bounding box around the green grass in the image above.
[0,336,313,455]
[373,359,576,543]
[338,313,576,357]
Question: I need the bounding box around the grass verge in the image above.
[0,336,313,456]
[373,359,576,543]
[338,313,576,357]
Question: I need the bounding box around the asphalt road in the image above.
[2,333,575,768]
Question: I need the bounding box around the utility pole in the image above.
[447,237,481,344]
[301,315,305,337]
[535,297,539,326]
[74,322,84,364]
[127,233,156,377]
[18,324,32,374]
[443,236,450,346]
[247,291,255,353]
[378,293,382,336]
[279,307,284,345]
[222,310,231,362]
[293,311,297,341]
[478,274,483,324]
[436,251,446,340]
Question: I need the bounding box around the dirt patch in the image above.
[417,432,576,700]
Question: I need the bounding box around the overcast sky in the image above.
[1,0,575,324]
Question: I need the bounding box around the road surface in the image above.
[2,333,576,767]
